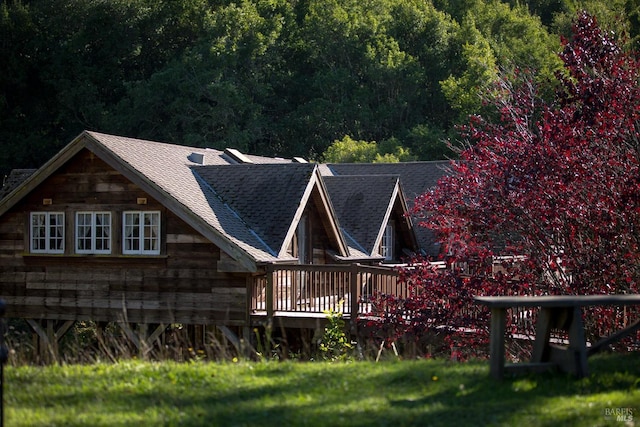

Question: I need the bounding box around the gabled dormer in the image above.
[323,175,417,262]
[192,163,349,265]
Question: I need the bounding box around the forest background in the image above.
[1,0,639,178]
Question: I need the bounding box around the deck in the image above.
[249,263,407,329]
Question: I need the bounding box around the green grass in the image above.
[4,353,639,427]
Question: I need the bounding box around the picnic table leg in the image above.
[489,307,507,380]
[531,307,553,363]
[533,306,588,377]
[567,307,588,378]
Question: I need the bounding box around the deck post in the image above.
[266,265,275,321]
[349,263,360,336]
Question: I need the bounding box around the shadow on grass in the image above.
[384,352,640,427]
[8,352,639,427]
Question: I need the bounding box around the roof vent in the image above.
[293,157,308,163]
[188,152,205,164]
[224,148,253,164]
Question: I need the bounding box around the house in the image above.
[0,130,449,358]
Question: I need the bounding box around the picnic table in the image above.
[474,294,640,379]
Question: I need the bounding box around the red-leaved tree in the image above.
[367,12,640,358]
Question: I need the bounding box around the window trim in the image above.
[30,212,65,254]
[75,211,112,255]
[122,211,161,255]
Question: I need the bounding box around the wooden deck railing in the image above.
[250,264,638,349]
[250,263,401,317]
[250,263,543,329]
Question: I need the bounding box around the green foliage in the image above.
[4,353,639,426]
[440,22,498,119]
[322,135,414,163]
[0,0,633,176]
[402,124,455,160]
[322,136,378,163]
[318,306,352,360]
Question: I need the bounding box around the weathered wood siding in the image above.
[0,149,248,325]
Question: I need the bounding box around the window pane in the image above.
[123,212,140,253]
[52,214,64,251]
[31,213,64,253]
[76,213,92,252]
[143,212,160,252]
[31,213,46,252]
[381,224,393,260]
[95,213,111,252]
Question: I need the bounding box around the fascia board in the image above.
[278,166,349,258]
[372,178,408,255]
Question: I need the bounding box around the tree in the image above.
[321,135,414,163]
[109,0,285,151]
[369,12,640,357]
[0,1,634,176]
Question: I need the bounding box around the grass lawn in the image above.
[4,352,639,426]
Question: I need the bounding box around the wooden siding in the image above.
[0,149,248,325]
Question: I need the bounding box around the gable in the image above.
[0,131,289,271]
[194,163,348,259]
[0,148,236,255]
[300,175,349,260]
[324,175,417,258]
[193,163,316,256]
[324,162,450,257]
[324,175,397,255]
[384,188,419,257]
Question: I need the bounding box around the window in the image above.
[123,211,161,255]
[76,212,111,254]
[30,212,65,254]
[380,223,394,261]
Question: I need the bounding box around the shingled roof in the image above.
[0,130,451,266]
[91,132,298,267]
[0,169,36,200]
[324,175,405,257]
[0,131,312,270]
[322,162,451,256]
[323,162,450,203]
[195,163,320,257]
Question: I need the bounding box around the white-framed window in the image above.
[123,211,161,255]
[76,212,111,254]
[380,222,394,261]
[30,212,65,254]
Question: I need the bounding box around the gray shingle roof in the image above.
[194,163,318,256]
[324,162,450,203]
[323,162,451,257]
[85,131,291,264]
[0,169,37,200]
[324,175,399,256]
[0,129,451,265]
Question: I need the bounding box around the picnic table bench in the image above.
[474,294,640,379]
